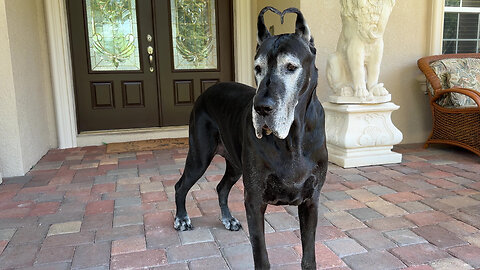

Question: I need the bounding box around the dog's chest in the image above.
[262,158,320,206]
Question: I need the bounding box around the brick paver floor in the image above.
[1,144,480,269]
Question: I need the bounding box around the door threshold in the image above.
[76,126,189,147]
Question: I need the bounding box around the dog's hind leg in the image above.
[174,119,218,231]
[216,160,242,231]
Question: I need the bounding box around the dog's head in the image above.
[252,7,317,139]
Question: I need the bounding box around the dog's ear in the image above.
[257,6,281,45]
[281,8,312,44]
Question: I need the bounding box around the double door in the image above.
[67,0,233,132]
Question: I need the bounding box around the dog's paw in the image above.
[221,217,242,231]
[174,216,193,231]
[370,83,389,96]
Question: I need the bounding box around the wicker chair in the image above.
[417,53,480,156]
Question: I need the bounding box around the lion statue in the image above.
[326,0,396,100]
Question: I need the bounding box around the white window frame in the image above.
[445,6,480,13]
[430,0,480,55]
[444,3,480,53]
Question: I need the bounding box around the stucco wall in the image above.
[0,0,23,177]
[379,0,432,144]
[0,0,57,177]
[256,0,432,144]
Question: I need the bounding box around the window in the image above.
[443,0,480,54]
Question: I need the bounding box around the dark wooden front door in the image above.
[154,0,233,126]
[67,0,233,132]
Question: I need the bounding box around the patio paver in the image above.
[0,143,480,269]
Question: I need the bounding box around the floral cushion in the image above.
[446,71,479,107]
[429,58,480,107]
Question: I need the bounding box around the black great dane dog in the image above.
[173,6,328,269]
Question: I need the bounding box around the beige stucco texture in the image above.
[0,0,57,177]
[257,0,433,144]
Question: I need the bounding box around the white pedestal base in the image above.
[327,144,402,168]
[324,102,403,168]
[329,94,391,104]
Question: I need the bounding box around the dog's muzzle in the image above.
[252,98,297,140]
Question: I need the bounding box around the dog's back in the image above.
[188,82,255,167]
[197,82,255,122]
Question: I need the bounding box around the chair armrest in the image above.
[418,53,480,96]
[417,57,443,92]
[433,87,480,109]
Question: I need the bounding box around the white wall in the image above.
[379,0,432,144]
[0,0,23,177]
[0,0,57,177]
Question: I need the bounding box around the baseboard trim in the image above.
[76,126,189,147]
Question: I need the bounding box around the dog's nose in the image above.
[254,98,275,116]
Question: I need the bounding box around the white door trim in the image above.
[46,0,253,148]
[233,0,254,86]
[45,0,78,149]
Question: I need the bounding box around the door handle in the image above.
[147,45,154,72]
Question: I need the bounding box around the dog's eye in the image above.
[254,65,262,74]
[286,63,297,72]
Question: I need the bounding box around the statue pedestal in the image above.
[324,102,403,168]
[328,94,392,104]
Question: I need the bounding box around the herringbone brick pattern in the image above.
[1,144,480,269]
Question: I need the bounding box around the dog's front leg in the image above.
[298,197,319,270]
[245,195,269,269]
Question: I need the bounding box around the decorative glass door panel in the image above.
[86,0,141,71]
[170,0,218,70]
